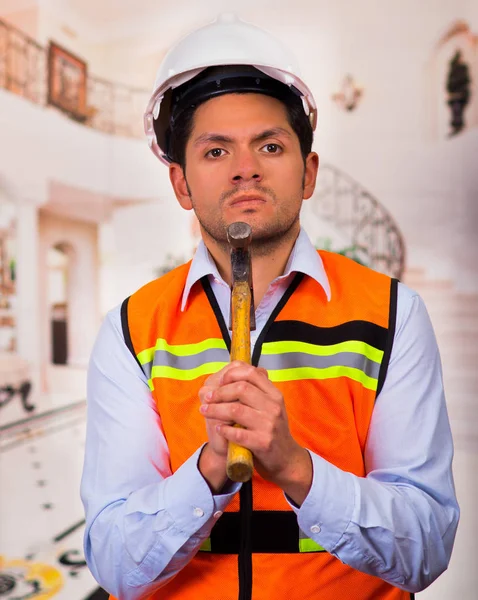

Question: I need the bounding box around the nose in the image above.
[230,149,263,185]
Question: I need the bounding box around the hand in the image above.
[199,361,312,504]
[199,362,242,458]
[197,362,244,492]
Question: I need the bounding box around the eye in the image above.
[261,143,282,154]
[206,148,226,158]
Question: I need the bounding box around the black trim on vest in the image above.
[376,278,398,397]
[120,297,143,371]
[245,272,303,599]
[203,273,303,600]
[208,510,317,554]
[201,275,252,598]
[238,482,253,600]
[201,276,232,352]
[265,319,388,350]
[251,273,305,367]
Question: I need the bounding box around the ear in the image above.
[169,163,193,210]
[303,152,319,201]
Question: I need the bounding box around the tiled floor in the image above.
[0,400,105,599]
[1,274,477,599]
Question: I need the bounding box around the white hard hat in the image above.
[144,13,317,165]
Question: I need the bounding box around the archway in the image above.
[47,242,74,365]
[426,21,478,140]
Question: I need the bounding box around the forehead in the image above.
[191,93,291,133]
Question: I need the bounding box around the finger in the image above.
[215,422,259,450]
[201,401,260,431]
[204,361,244,386]
[202,380,257,406]
[210,382,277,416]
[221,365,278,398]
[200,362,245,401]
[198,385,215,405]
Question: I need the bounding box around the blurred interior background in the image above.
[0,0,477,598]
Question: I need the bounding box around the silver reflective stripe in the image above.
[142,347,230,380]
[258,351,380,380]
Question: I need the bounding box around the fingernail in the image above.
[205,391,213,402]
[200,404,208,413]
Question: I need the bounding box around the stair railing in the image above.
[313,164,406,279]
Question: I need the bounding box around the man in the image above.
[81,14,459,600]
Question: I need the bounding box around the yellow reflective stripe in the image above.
[199,538,211,551]
[299,538,325,552]
[137,337,227,365]
[262,340,383,364]
[149,362,227,384]
[267,366,378,391]
[138,347,155,365]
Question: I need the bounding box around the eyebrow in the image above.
[193,127,292,148]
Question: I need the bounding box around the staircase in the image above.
[402,267,478,600]
[402,267,478,451]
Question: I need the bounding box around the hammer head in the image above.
[227,222,252,249]
[227,222,256,330]
[227,222,252,283]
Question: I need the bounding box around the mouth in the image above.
[229,195,267,208]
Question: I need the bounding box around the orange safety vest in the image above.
[118,250,412,600]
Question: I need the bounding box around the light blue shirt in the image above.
[81,229,459,599]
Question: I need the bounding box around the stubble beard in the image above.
[188,182,305,258]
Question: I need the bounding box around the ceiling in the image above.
[37,0,312,45]
[57,0,166,29]
[44,181,150,225]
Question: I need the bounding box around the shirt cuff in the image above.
[289,450,356,553]
[160,447,239,537]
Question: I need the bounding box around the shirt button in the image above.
[193,507,204,518]
[310,524,321,534]
[213,511,223,519]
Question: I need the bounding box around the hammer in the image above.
[226,222,256,482]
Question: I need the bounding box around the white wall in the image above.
[0,0,477,299]
[107,199,193,307]
[0,88,170,202]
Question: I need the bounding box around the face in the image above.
[169,93,318,254]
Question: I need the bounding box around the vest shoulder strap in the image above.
[120,295,142,369]
[120,261,192,364]
[376,277,399,396]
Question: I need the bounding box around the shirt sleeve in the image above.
[80,305,240,600]
[290,283,460,593]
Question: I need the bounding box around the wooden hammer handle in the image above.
[226,279,254,482]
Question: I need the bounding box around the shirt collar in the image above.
[180,227,331,311]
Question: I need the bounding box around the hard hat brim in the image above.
[145,64,317,166]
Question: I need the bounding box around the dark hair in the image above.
[163,93,314,170]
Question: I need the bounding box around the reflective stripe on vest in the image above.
[137,336,384,392]
[137,337,229,389]
[260,339,383,391]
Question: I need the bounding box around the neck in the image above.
[203,224,300,308]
